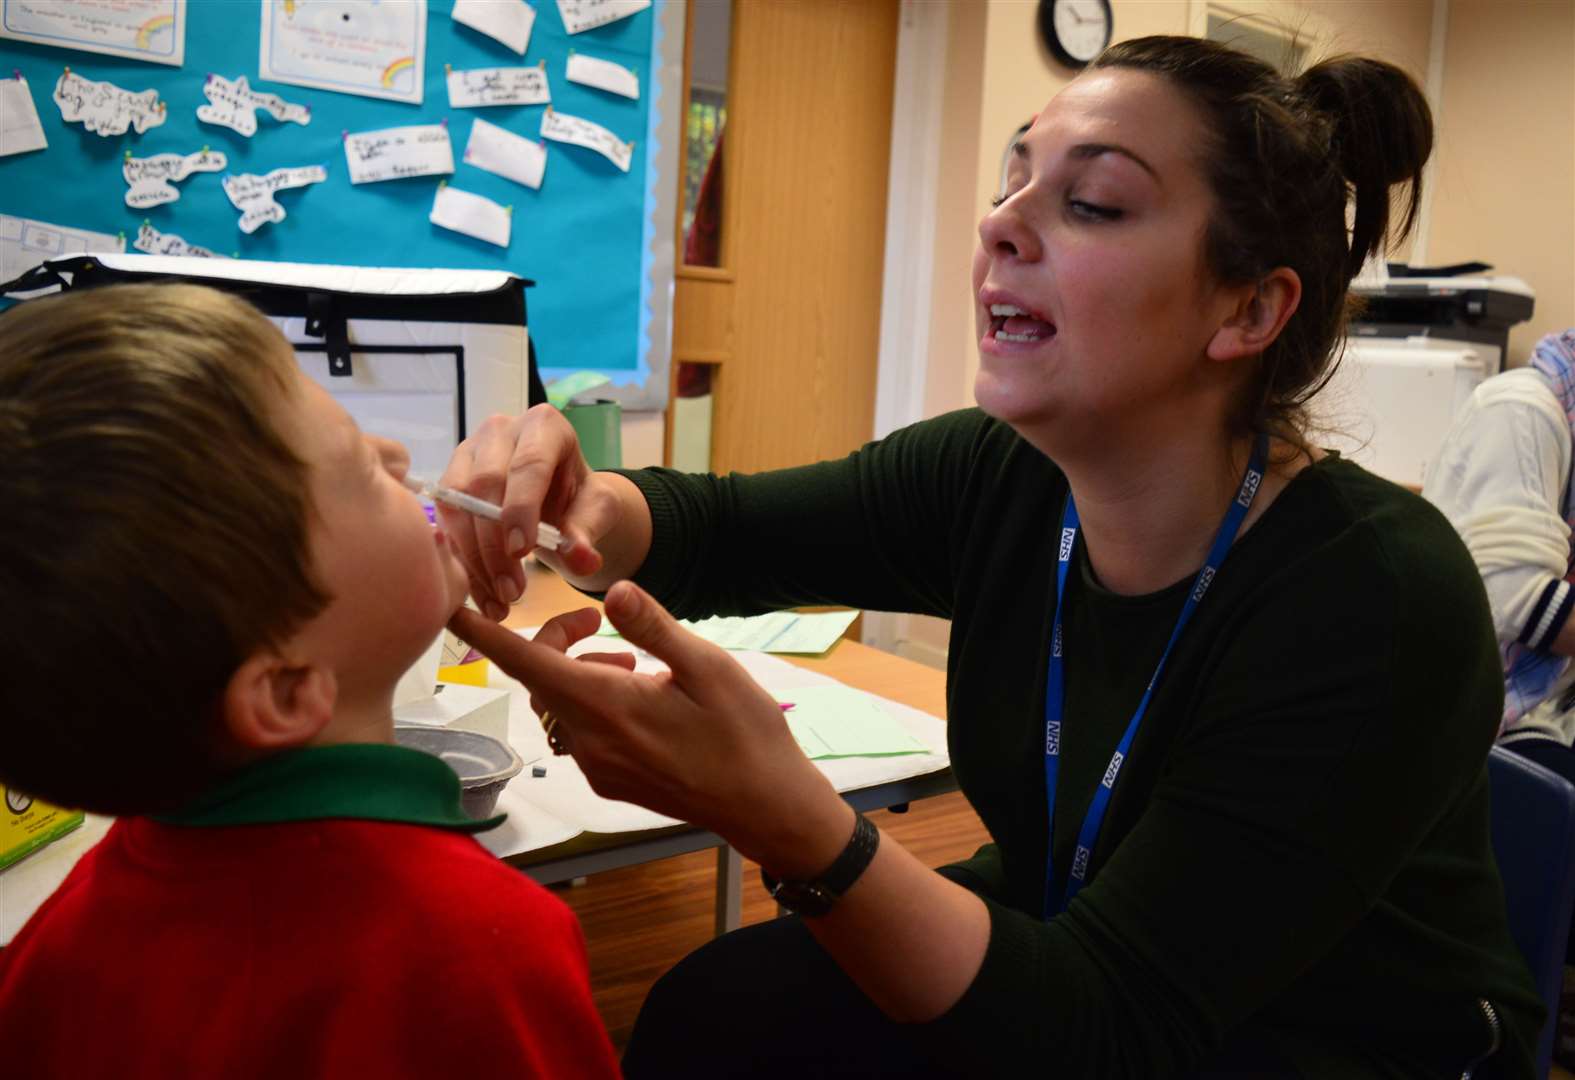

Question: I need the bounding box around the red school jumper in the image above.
[0,744,621,1078]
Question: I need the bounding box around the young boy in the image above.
[0,284,620,1077]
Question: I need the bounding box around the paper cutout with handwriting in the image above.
[566,53,638,99]
[134,222,227,259]
[221,165,327,234]
[53,69,165,136]
[123,148,228,209]
[556,0,650,35]
[463,117,546,190]
[541,107,631,172]
[344,124,455,185]
[451,0,535,55]
[447,65,550,108]
[196,74,310,138]
[0,75,47,157]
[430,184,511,247]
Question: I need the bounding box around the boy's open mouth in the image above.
[989,303,1056,343]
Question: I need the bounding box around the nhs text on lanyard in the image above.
[1042,434,1267,918]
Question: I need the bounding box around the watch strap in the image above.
[760,811,880,918]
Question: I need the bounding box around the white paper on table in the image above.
[133,222,226,258]
[540,107,630,172]
[556,0,650,35]
[221,165,327,234]
[463,117,546,190]
[196,74,309,138]
[446,64,550,108]
[259,0,426,105]
[0,75,46,156]
[565,52,638,99]
[0,0,185,67]
[344,123,454,185]
[53,69,165,136]
[495,632,951,836]
[451,0,535,55]
[430,184,511,247]
[0,214,124,299]
[122,148,227,209]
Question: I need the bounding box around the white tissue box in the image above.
[392,682,511,743]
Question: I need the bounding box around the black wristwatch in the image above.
[760,811,880,917]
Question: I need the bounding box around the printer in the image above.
[1314,270,1535,488]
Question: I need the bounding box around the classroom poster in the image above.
[259,0,426,105]
[0,0,185,66]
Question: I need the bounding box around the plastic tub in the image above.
[393,724,523,819]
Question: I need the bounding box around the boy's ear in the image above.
[1207,267,1302,363]
[222,652,336,751]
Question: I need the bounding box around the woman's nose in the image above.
[977,197,1040,263]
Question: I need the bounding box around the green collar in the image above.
[156,743,504,833]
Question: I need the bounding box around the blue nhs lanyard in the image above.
[1042,434,1267,918]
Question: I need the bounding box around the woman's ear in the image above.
[1207,267,1302,363]
[222,652,336,751]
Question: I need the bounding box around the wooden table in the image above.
[501,560,954,934]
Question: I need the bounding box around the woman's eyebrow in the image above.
[1068,142,1160,183]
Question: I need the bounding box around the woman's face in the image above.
[972,68,1243,452]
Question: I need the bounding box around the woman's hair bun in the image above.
[1297,56,1433,275]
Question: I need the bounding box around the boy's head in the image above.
[0,284,467,814]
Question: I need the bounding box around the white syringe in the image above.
[402,475,565,552]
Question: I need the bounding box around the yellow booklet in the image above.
[0,787,84,871]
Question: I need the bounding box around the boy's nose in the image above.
[369,434,411,478]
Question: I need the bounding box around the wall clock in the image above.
[1038,0,1113,69]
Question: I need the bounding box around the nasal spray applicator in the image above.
[402,474,566,552]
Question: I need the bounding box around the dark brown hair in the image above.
[0,284,328,813]
[1092,36,1433,445]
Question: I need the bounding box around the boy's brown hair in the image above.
[0,283,328,814]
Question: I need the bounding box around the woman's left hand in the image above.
[448,583,854,878]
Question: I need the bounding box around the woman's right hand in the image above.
[441,404,644,620]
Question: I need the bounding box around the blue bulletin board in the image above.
[0,0,682,409]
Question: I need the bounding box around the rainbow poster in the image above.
[259,0,426,106]
[0,0,186,67]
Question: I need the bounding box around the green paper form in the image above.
[782,686,931,759]
[598,610,859,655]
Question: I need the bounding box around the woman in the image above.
[447,37,1540,1078]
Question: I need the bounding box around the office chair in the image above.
[1487,744,1575,1076]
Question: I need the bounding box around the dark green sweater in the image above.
[625,408,1540,1078]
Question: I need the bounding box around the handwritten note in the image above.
[446,65,550,108]
[566,52,638,99]
[0,0,185,67]
[0,75,47,157]
[556,0,650,35]
[133,222,227,259]
[451,0,534,55]
[463,117,546,190]
[53,69,166,136]
[196,74,310,138]
[541,107,631,172]
[343,124,454,185]
[430,184,511,248]
[123,148,227,209]
[221,165,327,234]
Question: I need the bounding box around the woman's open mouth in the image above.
[988,303,1056,343]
